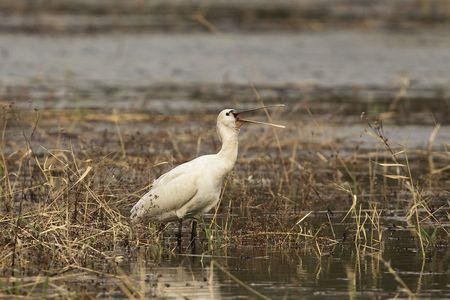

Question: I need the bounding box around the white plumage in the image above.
[130,106,284,225]
[130,109,240,223]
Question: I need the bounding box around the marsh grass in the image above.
[0,99,449,297]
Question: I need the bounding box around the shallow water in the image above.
[1,31,450,87]
[98,209,450,299]
[129,248,450,299]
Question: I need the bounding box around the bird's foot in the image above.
[188,219,198,252]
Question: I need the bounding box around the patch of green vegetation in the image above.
[420,227,438,248]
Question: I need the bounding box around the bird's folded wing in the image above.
[152,155,212,188]
[131,171,199,221]
[152,159,196,188]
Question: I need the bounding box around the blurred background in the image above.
[1,0,449,122]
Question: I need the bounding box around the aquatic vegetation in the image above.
[0,87,449,298]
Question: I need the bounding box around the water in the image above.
[1,31,450,87]
[94,209,450,299]
[133,248,450,299]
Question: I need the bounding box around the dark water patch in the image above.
[1,0,450,33]
[27,242,450,299]
[3,83,450,126]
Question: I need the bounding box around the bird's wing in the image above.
[152,155,210,188]
[130,171,200,223]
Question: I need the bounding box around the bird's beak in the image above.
[232,104,286,129]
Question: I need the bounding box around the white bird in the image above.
[130,105,285,245]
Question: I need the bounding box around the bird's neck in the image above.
[217,124,239,170]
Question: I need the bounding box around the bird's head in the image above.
[217,105,286,132]
[217,108,242,131]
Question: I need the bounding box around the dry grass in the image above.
[0,96,449,297]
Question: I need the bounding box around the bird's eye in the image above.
[226,112,230,116]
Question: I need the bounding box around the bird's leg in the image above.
[157,223,166,247]
[177,219,183,251]
[189,219,198,251]
[157,223,166,233]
